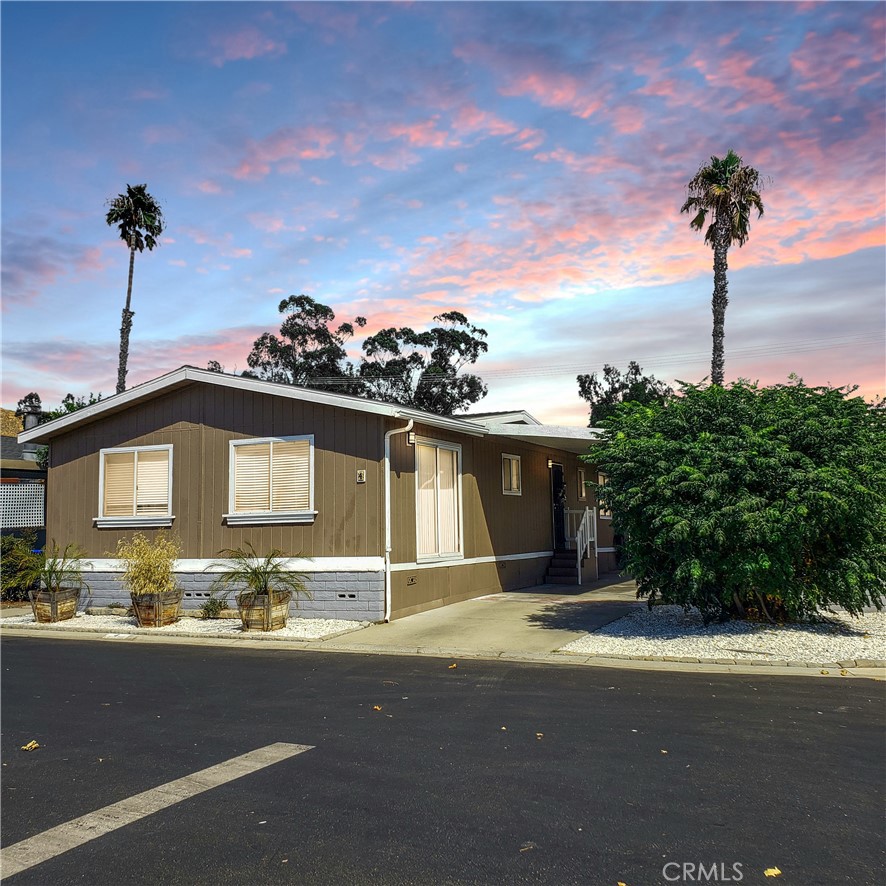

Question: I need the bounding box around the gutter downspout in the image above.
[384,417,413,622]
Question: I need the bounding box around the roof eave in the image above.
[18,366,490,443]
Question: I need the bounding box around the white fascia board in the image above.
[18,366,194,443]
[485,424,601,454]
[458,410,542,426]
[18,366,489,443]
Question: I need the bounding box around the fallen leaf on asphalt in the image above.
[20,740,39,752]
[382,680,399,686]
[660,749,668,755]
[519,842,538,852]
[501,726,507,731]
[536,733,544,740]
[448,663,457,669]
[840,669,848,676]
[764,867,782,877]
[820,670,829,675]
[617,882,629,886]
[373,705,383,711]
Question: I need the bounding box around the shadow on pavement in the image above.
[525,599,643,632]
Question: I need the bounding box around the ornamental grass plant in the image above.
[208,542,311,605]
[115,531,180,597]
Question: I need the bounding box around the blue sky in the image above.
[2,1,884,423]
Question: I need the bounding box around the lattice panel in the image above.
[0,482,45,528]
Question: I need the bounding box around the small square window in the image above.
[502,454,522,495]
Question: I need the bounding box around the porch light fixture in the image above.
[407,432,416,445]
[547,458,554,469]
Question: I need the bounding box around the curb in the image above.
[0,619,369,644]
[2,621,884,677]
[557,650,886,669]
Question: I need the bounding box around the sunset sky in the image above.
[2,1,884,424]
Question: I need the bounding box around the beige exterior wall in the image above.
[386,420,604,617]
[44,381,609,620]
[46,384,385,560]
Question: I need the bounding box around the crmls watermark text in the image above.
[662,862,744,882]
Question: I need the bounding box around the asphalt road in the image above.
[1,637,883,886]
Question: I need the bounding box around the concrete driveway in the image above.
[325,575,641,657]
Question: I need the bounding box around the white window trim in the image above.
[501,453,522,496]
[95,444,174,529]
[223,435,316,526]
[414,436,464,564]
[578,468,587,501]
[598,472,612,519]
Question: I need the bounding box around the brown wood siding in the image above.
[388,422,602,614]
[46,384,385,559]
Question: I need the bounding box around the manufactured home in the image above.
[19,367,616,621]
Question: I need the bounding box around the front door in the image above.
[550,462,566,550]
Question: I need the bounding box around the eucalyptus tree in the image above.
[105,184,165,394]
[681,150,764,385]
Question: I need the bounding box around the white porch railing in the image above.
[564,507,597,585]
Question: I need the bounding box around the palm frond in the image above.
[208,542,312,602]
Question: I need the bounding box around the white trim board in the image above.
[391,551,553,572]
[19,366,491,444]
[79,557,386,573]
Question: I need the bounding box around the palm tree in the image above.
[681,150,764,386]
[106,184,165,394]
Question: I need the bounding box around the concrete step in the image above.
[544,575,580,584]
[546,566,577,577]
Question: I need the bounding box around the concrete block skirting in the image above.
[78,570,385,622]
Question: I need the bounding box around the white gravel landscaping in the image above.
[0,612,367,641]
[559,605,886,663]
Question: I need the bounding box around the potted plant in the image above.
[24,542,85,623]
[115,532,182,627]
[209,543,311,632]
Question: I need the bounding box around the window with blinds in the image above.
[227,436,314,523]
[501,454,521,495]
[99,446,172,522]
[416,440,462,560]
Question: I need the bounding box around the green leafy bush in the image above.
[589,378,885,621]
[0,532,41,602]
[115,532,180,597]
[199,597,227,619]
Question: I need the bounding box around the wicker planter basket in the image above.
[29,587,81,623]
[237,589,292,632]
[131,589,183,627]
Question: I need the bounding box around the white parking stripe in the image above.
[1,742,313,878]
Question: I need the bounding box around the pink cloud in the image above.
[208,27,286,67]
[196,179,223,195]
[232,126,337,180]
[388,118,451,148]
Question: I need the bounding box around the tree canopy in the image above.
[246,294,365,391]
[589,378,885,622]
[245,296,489,415]
[358,311,488,414]
[577,362,672,427]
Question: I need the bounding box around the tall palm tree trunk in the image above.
[710,219,730,386]
[116,243,136,394]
